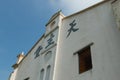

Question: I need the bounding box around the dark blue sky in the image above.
[0,0,101,79]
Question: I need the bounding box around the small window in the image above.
[24,77,30,80]
[78,46,92,74]
[40,69,44,80]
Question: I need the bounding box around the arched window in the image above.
[45,65,51,80]
[40,69,44,80]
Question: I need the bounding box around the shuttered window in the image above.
[78,46,92,74]
[24,77,30,80]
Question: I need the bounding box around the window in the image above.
[45,65,51,80]
[40,69,44,80]
[78,46,92,74]
[24,77,30,80]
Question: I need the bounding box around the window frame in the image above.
[74,42,93,74]
[24,77,30,80]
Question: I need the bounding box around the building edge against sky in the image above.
[9,0,120,80]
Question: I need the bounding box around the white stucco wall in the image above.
[45,13,64,35]
[112,0,120,29]
[54,1,120,80]
[15,30,58,80]
[9,68,18,80]
[14,13,64,80]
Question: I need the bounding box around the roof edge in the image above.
[13,0,111,68]
[45,10,65,26]
[16,34,45,66]
[64,0,110,19]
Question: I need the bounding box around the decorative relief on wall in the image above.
[44,51,52,63]
[34,32,56,59]
[34,46,43,59]
[66,19,79,38]
[45,33,55,49]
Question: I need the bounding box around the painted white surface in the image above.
[112,0,120,29]
[54,1,120,80]
[14,12,64,80]
[9,68,18,80]
[15,37,57,80]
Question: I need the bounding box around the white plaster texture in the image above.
[54,1,120,80]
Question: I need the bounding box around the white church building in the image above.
[9,0,120,80]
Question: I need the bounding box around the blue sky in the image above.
[0,0,102,80]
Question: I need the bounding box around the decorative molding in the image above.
[44,26,59,38]
[73,42,94,55]
[41,43,57,55]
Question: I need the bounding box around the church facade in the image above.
[9,0,120,80]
